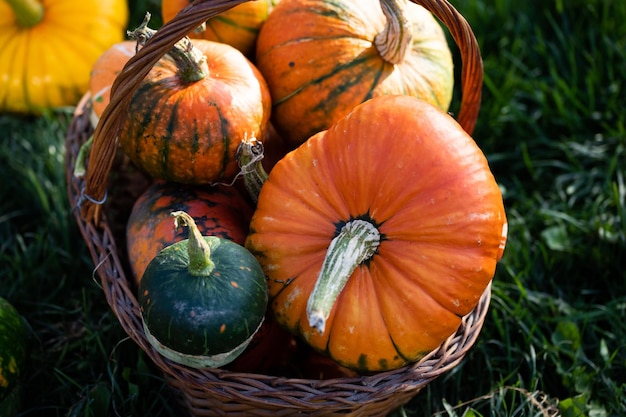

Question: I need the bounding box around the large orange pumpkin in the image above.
[119,17,271,184]
[255,0,454,147]
[245,95,507,372]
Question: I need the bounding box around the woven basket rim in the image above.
[66,0,488,414]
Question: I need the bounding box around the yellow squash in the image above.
[0,0,128,114]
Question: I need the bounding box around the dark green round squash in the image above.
[0,297,27,408]
[138,211,268,368]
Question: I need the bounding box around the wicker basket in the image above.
[66,1,487,415]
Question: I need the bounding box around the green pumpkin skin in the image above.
[0,297,27,405]
[139,236,268,369]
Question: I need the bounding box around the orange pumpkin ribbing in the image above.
[246,95,507,372]
[119,38,271,185]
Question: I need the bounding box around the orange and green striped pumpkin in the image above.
[119,21,271,185]
[255,0,454,147]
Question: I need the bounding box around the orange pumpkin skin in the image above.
[255,0,454,147]
[161,0,273,58]
[88,40,136,127]
[119,39,271,184]
[126,180,255,285]
[246,95,507,372]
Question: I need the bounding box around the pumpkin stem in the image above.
[128,12,209,82]
[171,211,215,276]
[307,219,381,334]
[374,0,413,65]
[235,134,268,204]
[5,0,44,27]
[127,12,156,49]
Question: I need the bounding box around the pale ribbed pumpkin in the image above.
[255,0,454,147]
[0,0,128,114]
[245,95,507,372]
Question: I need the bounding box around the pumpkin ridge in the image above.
[279,2,355,23]
[374,243,486,317]
[190,120,201,164]
[13,34,32,107]
[46,26,109,63]
[213,15,261,34]
[272,47,379,107]
[309,53,389,113]
[368,297,416,368]
[372,252,444,310]
[367,256,465,362]
[128,81,157,159]
[214,102,232,181]
[362,59,389,102]
[29,33,79,108]
[162,99,181,177]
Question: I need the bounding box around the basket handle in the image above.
[80,0,483,224]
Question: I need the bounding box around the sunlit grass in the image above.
[396,1,626,416]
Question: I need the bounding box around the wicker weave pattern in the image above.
[66,1,487,415]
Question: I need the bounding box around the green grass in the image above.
[1,0,625,416]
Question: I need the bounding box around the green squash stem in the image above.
[128,12,208,82]
[374,0,413,65]
[171,211,215,276]
[307,219,381,334]
[235,135,268,204]
[73,135,93,178]
[5,0,44,28]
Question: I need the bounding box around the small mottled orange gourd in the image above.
[118,15,271,185]
[88,41,137,127]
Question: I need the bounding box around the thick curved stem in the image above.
[171,211,215,276]
[307,219,381,334]
[235,135,268,204]
[5,0,44,27]
[374,0,413,65]
[128,12,208,82]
